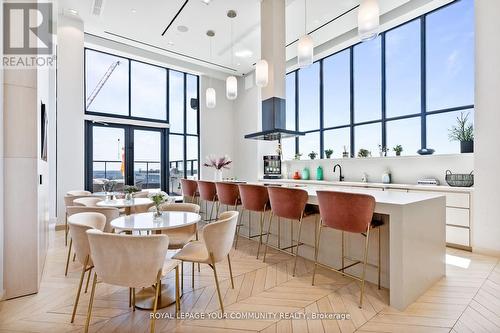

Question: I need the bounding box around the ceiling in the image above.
[59,0,413,75]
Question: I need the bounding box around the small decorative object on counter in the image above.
[445,170,474,187]
[294,153,302,160]
[203,155,232,181]
[149,191,169,218]
[393,145,403,156]
[302,167,310,180]
[448,112,474,153]
[378,145,388,157]
[361,173,368,183]
[358,149,371,158]
[292,171,301,180]
[342,146,349,158]
[308,151,317,160]
[382,170,392,184]
[316,166,323,180]
[325,149,333,159]
[417,178,440,185]
[123,185,140,200]
[417,148,435,155]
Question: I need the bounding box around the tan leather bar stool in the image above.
[263,186,318,276]
[197,180,219,222]
[237,184,270,255]
[181,178,199,204]
[312,191,383,308]
[215,182,242,239]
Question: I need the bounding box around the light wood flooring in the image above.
[0,229,499,333]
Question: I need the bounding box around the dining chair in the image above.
[237,184,270,254]
[85,230,180,333]
[149,202,201,289]
[67,190,91,196]
[64,192,92,246]
[67,212,106,324]
[172,211,238,313]
[312,191,382,308]
[263,186,318,277]
[64,206,120,276]
[133,190,150,198]
[72,197,103,207]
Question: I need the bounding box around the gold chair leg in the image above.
[181,261,184,290]
[262,213,273,262]
[210,254,224,314]
[65,238,72,276]
[312,224,323,285]
[150,272,161,333]
[132,288,136,311]
[65,213,68,246]
[84,267,93,293]
[129,287,132,307]
[359,228,371,309]
[175,266,180,315]
[84,272,97,333]
[378,227,381,290]
[73,252,76,262]
[71,255,89,323]
[277,217,281,249]
[195,232,200,272]
[227,254,234,289]
[256,211,264,259]
[208,200,215,222]
[192,262,195,289]
[248,210,251,238]
[290,218,294,255]
[292,217,303,277]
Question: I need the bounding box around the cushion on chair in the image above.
[172,241,210,264]
[162,258,181,276]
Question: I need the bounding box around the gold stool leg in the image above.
[262,213,273,262]
[181,261,184,290]
[248,210,251,238]
[192,262,195,288]
[378,227,381,290]
[65,213,68,246]
[359,228,371,308]
[312,224,323,285]
[65,238,72,276]
[175,266,180,315]
[341,231,345,276]
[210,254,224,314]
[132,288,136,311]
[292,217,303,277]
[234,205,242,249]
[84,272,97,333]
[227,254,234,289]
[71,256,89,323]
[256,211,264,259]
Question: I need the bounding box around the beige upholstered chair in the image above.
[149,202,201,288]
[67,190,91,196]
[133,190,150,198]
[64,192,92,245]
[85,230,180,333]
[67,212,106,325]
[64,206,120,276]
[72,197,103,207]
[173,211,238,313]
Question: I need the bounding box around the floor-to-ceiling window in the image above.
[286,0,474,158]
[84,49,200,195]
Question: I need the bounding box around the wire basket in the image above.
[445,170,474,187]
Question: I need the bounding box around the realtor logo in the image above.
[3,2,53,55]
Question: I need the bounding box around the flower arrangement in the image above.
[123,185,140,200]
[101,179,116,193]
[148,191,169,217]
[203,155,232,170]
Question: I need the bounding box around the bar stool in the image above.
[236,184,269,254]
[215,181,241,218]
[263,186,317,276]
[197,180,219,222]
[181,179,199,204]
[312,191,382,308]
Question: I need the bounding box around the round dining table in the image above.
[96,198,152,215]
[110,211,201,310]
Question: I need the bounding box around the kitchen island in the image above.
[255,179,446,311]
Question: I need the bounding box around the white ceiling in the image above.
[59,0,413,75]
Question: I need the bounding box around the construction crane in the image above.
[86,60,120,109]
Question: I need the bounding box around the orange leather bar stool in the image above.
[263,186,316,276]
[237,184,270,256]
[181,179,199,205]
[197,180,219,222]
[312,191,383,308]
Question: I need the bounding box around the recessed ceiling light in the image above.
[201,0,211,4]
[131,8,137,13]
[235,50,253,58]
[177,25,189,32]
[66,8,78,15]
[236,63,241,66]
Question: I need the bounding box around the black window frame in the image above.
[287,0,474,159]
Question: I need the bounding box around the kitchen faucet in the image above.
[333,164,344,181]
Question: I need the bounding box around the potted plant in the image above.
[342,146,349,158]
[203,155,232,181]
[148,191,169,218]
[294,153,302,160]
[358,149,371,158]
[324,149,333,159]
[308,151,317,160]
[378,145,388,157]
[449,112,474,153]
[393,145,403,156]
[123,185,140,200]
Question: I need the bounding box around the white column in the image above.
[56,14,84,224]
[473,0,500,255]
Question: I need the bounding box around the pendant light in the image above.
[206,30,216,109]
[358,0,380,41]
[297,0,313,68]
[255,59,268,87]
[226,10,238,100]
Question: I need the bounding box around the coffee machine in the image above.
[263,155,282,179]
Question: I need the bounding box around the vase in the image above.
[153,206,162,218]
[125,193,132,201]
[214,169,223,182]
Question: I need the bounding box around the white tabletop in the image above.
[92,191,122,197]
[97,198,152,208]
[110,211,201,231]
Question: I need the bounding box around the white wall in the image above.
[56,14,84,224]
[0,2,4,298]
[473,0,500,256]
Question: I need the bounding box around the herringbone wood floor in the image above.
[0,229,499,333]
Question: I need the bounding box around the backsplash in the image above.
[282,153,474,185]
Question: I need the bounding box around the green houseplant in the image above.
[308,151,317,160]
[449,112,474,153]
[324,149,333,159]
[294,153,302,160]
[358,149,371,158]
[393,145,403,156]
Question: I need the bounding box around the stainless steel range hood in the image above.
[244,0,304,141]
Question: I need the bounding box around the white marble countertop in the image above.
[259,178,473,193]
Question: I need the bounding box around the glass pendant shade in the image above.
[206,87,216,108]
[297,34,314,68]
[226,76,237,100]
[358,0,380,41]
[255,59,269,87]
